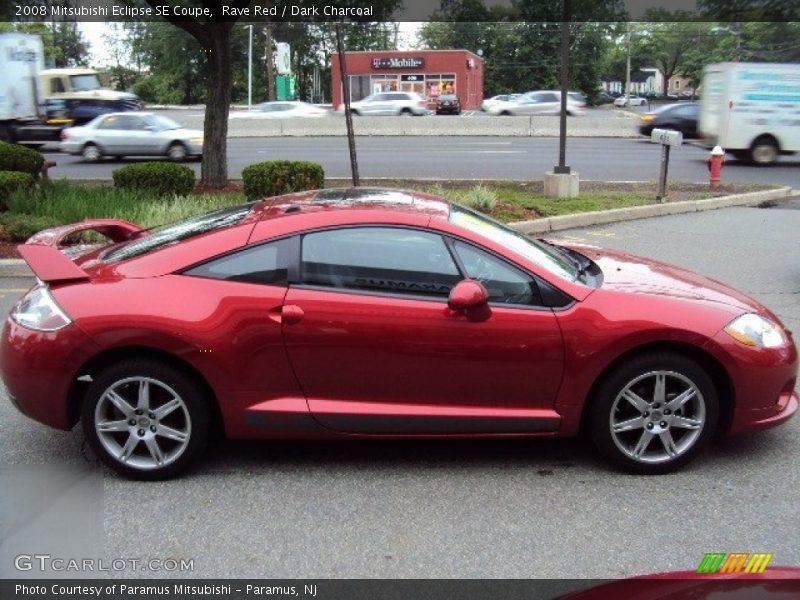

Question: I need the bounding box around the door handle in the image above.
[281,304,305,325]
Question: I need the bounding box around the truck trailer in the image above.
[699,62,800,165]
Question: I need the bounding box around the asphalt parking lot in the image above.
[0,202,798,579]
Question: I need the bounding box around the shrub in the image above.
[460,184,498,213]
[0,142,44,177]
[112,162,195,197]
[242,160,324,201]
[0,213,61,242]
[0,171,36,209]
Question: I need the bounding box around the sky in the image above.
[79,22,421,68]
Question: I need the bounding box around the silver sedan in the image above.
[60,112,203,162]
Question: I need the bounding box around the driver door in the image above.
[281,226,565,434]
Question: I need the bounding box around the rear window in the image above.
[103,205,252,262]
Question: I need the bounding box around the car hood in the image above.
[564,243,767,315]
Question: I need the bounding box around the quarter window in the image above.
[184,240,288,286]
[301,227,460,298]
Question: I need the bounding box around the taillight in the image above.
[418,101,426,107]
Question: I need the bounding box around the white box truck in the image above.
[0,33,46,142]
[699,62,800,165]
[1,33,142,146]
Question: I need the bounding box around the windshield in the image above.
[143,114,182,130]
[103,205,252,262]
[449,205,579,282]
[69,74,101,91]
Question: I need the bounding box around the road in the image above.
[1,202,798,579]
[43,137,800,187]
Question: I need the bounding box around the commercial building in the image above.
[330,50,484,109]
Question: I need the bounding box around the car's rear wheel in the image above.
[400,108,413,116]
[167,142,188,162]
[82,359,210,480]
[81,143,102,162]
[589,352,718,474]
[500,110,512,116]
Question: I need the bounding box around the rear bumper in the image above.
[0,319,100,430]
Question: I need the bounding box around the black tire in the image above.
[167,142,188,162]
[749,136,779,165]
[400,108,413,116]
[0,124,13,143]
[500,110,512,116]
[82,143,102,162]
[589,352,718,475]
[81,359,210,480]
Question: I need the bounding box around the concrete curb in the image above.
[0,186,791,278]
[509,186,794,235]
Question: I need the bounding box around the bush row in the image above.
[110,159,326,200]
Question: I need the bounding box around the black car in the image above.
[639,102,698,138]
[45,97,143,126]
[435,94,461,115]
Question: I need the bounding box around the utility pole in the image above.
[246,25,253,110]
[625,27,632,102]
[336,24,359,187]
[265,23,275,101]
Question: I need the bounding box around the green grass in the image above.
[6,179,245,230]
[419,183,651,222]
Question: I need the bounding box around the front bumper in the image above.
[706,329,799,434]
[0,319,100,430]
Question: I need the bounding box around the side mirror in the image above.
[448,279,489,311]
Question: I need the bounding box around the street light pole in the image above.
[247,24,253,110]
[555,0,570,174]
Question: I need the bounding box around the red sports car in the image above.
[1,188,796,479]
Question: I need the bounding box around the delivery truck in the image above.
[699,62,800,165]
[0,33,141,146]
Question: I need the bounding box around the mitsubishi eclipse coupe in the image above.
[1,188,796,479]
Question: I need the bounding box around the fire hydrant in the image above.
[706,145,725,188]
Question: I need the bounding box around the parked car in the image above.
[435,94,461,115]
[596,91,616,104]
[229,101,328,119]
[614,95,647,107]
[488,90,586,116]
[60,112,203,162]
[639,102,699,138]
[338,92,427,116]
[4,188,796,479]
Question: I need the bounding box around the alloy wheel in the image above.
[609,370,706,464]
[94,376,192,471]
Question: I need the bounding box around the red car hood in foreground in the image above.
[557,567,800,600]
[565,243,768,315]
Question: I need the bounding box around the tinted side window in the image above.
[184,240,288,286]
[453,241,537,305]
[302,227,460,298]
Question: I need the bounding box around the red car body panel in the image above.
[1,188,797,445]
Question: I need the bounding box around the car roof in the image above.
[94,111,156,117]
[249,187,452,222]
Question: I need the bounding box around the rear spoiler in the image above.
[17,244,89,283]
[25,219,145,247]
[19,219,147,284]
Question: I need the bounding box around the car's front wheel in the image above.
[589,352,718,474]
[82,359,210,480]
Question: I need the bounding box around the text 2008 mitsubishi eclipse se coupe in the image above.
[1,188,796,479]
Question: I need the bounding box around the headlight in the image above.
[724,313,787,348]
[190,137,203,145]
[11,286,72,332]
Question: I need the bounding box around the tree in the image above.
[141,1,250,188]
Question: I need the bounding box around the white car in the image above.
[229,101,329,119]
[488,91,586,116]
[339,92,428,116]
[614,95,647,107]
[59,112,202,162]
[481,94,521,111]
